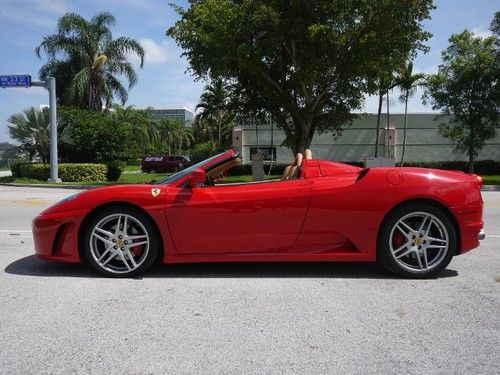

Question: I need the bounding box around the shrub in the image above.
[10,160,25,177]
[18,163,107,182]
[19,163,50,180]
[59,164,107,182]
[189,141,218,163]
[106,161,123,182]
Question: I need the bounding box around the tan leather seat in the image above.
[304,149,312,160]
[282,165,292,180]
[288,152,303,179]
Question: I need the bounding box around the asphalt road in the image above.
[0,185,498,375]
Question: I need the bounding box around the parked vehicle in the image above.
[33,149,485,278]
[141,155,190,173]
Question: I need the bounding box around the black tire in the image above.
[82,206,160,277]
[377,203,457,279]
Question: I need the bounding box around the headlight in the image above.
[55,192,81,206]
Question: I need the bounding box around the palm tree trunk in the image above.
[255,120,259,154]
[469,142,474,173]
[268,120,274,176]
[386,88,390,157]
[401,93,409,166]
[218,120,221,150]
[375,91,383,157]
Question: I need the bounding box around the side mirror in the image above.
[188,168,206,188]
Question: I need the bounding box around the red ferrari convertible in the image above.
[33,149,485,278]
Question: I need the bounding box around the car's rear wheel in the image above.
[377,203,457,278]
[83,206,159,277]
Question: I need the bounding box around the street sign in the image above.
[250,146,277,161]
[0,75,31,88]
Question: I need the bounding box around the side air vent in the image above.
[356,169,369,182]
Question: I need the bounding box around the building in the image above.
[233,113,500,164]
[151,108,194,124]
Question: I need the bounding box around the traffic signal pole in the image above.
[24,77,61,182]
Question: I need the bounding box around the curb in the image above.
[0,182,95,190]
[481,185,500,191]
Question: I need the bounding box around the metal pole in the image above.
[47,77,60,182]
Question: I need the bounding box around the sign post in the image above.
[1,74,60,182]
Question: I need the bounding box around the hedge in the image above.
[16,163,107,182]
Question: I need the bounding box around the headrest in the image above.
[296,153,303,167]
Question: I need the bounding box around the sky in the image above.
[0,0,497,143]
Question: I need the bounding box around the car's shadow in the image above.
[4,255,459,279]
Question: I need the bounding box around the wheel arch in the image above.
[77,201,165,262]
[377,198,461,256]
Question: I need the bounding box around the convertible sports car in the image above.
[33,149,485,278]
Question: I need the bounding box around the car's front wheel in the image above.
[82,206,160,277]
[378,203,457,278]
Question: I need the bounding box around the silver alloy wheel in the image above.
[89,213,150,274]
[389,211,449,273]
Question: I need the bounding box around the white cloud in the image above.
[139,38,170,64]
[471,27,493,39]
[37,0,69,16]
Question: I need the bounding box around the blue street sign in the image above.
[0,75,31,88]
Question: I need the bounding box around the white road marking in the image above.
[0,230,32,233]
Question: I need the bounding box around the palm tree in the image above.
[110,105,158,152]
[374,73,395,157]
[195,79,234,149]
[396,62,425,166]
[36,12,145,111]
[156,119,194,155]
[8,108,50,162]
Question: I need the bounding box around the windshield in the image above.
[157,151,230,185]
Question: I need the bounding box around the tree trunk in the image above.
[267,120,274,176]
[375,91,383,157]
[469,143,474,173]
[255,120,259,154]
[218,119,222,150]
[401,93,409,166]
[386,88,390,157]
[292,119,313,155]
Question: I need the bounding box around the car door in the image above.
[164,179,310,254]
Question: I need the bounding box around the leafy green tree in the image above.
[59,107,141,163]
[491,11,500,36]
[425,31,498,172]
[195,79,234,149]
[8,108,51,162]
[396,62,425,165]
[168,0,434,154]
[36,12,145,111]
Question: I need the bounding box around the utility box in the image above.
[364,157,396,168]
[251,152,265,181]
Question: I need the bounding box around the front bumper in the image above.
[32,209,87,263]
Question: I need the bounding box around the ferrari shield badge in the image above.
[151,188,161,197]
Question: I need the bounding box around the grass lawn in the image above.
[122,165,141,172]
[482,175,500,185]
